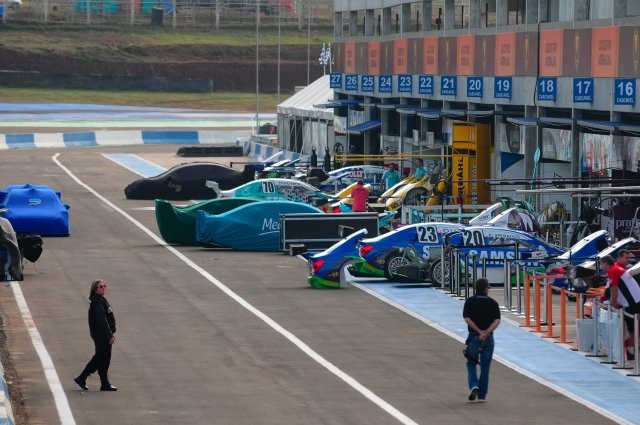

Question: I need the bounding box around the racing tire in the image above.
[404,187,430,206]
[429,259,450,286]
[383,251,412,282]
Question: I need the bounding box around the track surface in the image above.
[0,145,615,425]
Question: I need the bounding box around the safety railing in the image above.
[438,248,640,377]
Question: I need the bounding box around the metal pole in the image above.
[215,0,219,30]
[130,0,134,24]
[448,247,455,293]
[629,314,640,376]
[256,2,260,131]
[277,1,281,104]
[463,253,469,299]
[471,254,477,296]
[614,309,627,369]
[516,262,522,314]
[507,261,512,310]
[172,0,176,28]
[44,0,48,23]
[503,260,509,309]
[307,0,311,85]
[482,258,487,278]
[440,247,445,289]
[515,242,521,314]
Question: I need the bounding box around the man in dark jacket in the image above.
[74,279,117,391]
[463,278,500,402]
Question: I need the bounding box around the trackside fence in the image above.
[441,258,640,378]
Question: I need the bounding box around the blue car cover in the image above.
[0,184,70,236]
[196,201,321,251]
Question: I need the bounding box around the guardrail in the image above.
[442,261,640,377]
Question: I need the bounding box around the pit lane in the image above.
[0,145,617,425]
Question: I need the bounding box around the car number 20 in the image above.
[417,225,438,243]
[463,229,484,246]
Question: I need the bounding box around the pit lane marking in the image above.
[51,153,419,425]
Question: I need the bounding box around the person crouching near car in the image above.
[599,252,640,360]
[463,278,501,402]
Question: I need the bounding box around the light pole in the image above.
[277,0,281,104]
[307,0,311,85]
[255,0,260,132]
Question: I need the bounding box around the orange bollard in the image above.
[554,288,573,344]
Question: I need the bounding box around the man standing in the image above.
[414,158,427,180]
[463,278,501,402]
[600,251,640,359]
[381,163,400,190]
[350,179,369,212]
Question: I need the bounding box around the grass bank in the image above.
[0,87,281,112]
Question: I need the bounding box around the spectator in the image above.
[381,163,401,190]
[599,251,640,360]
[351,179,369,212]
[414,158,427,180]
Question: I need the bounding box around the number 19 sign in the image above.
[494,77,512,99]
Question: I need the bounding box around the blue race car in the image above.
[354,222,465,283]
[0,184,70,236]
[307,228,369,289]
[447,226,567,284]
[195,200,322,251]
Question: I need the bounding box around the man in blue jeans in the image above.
[463,278,501,402]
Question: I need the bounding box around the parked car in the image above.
[307,228,368,289]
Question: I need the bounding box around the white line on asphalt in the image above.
[10,281,76,425]
[51,152,420,425]
[349,281,632,425]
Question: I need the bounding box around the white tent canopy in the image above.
[277,75,334,121]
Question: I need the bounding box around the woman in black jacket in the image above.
[74,279,117,391]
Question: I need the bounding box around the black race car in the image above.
[124,162,255,200]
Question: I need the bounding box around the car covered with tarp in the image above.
[155,197,259,245]
[0,184,70,236]
[125,162,255,200]
[196,200,321,251]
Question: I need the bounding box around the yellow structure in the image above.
[450,122,491,205]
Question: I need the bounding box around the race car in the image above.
[0,184,70,236]
[210,178,332,206]
[347,202,543,282]
[307,228,368,289]
[485,207,542,236]
[448,226,567,284]
[565,236,640,291]
[155,197,259,245]
[195,200,322,251]
[318,165,387,192]
[353,222,465,283]
[256,158,303,179]
[124,162,255,200]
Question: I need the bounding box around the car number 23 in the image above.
[417,225,439,243]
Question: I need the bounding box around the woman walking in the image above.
[74,279,117,391]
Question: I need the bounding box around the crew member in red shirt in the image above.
[351,179,369,212]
